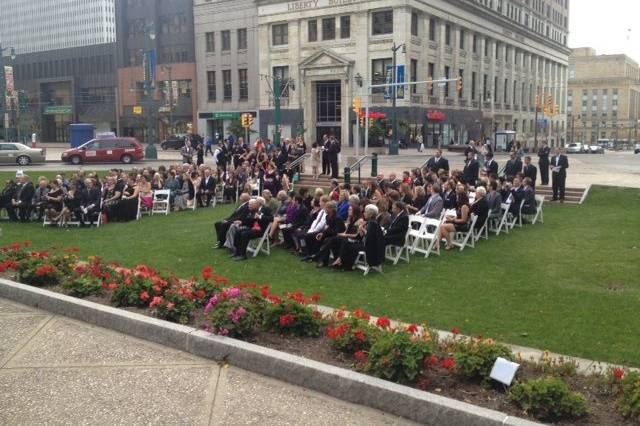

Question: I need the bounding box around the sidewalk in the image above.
[0,297,414,426]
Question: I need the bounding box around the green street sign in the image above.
[213,112,240,120]
[43,105,73,115]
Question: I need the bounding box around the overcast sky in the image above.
[569,0,639,62]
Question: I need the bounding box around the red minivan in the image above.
[62,138,145,165]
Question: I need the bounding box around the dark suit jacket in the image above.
[364,220,386,267]
[470,197,489,229]
[484,159,499,176]
[442,190,457,209]
[522,187,536,214]
[426,156,449,173]
[462,160,479,185]
[504,159,523,178]
[323,215,346,239]
[523,164,537,184]
[201,176,216,192]
[228,202,249,222]
[385,211,409,246]
[16,182,35,205]
[81,187,101,208]
[551,155,569,176]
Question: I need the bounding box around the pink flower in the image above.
[227,288,241,298]
[139,291,150,302]
[149,296,163,309]
[204,295,219,314]
[219,328,230,336]
[166,302,175,312]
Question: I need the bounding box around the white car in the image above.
[587,145,604,154]
[635,143,640,154]
[565,143,585,154]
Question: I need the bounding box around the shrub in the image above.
[366,331,432,383]
[618,371,640,419]
[453,337,514,381]
[149,292,195,325]
[325,314,381,354]
[18,258,61,287]
[203,287,264,337]
[263,299,324,337]
[62,276,103,298]
[509,377,588,421]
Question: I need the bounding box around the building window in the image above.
[371,58,392,93]
[273,66,289,97]
[372,10,393,35]
[444,66,450,98]
[504,78,508,103]
[410,59,418,94]
[445,24,451,45]
[428,62,435,95]
[411,12,419,36]
[484,38,489,56]
[272,23,288,45]
[495,42,500,59]
[237,28,247,50]
[340,16,351,39]
[428,18,436,41]
[207,71,216,102]
[308,20,318,42]
[471,72,476,100]
[458,69,464,97]
[221,30,230,51]
[472,34,477,53]
[322,17,335,40]
[205,32,215,53]
[494,76,499,102]
[239,69,248,100]
[459,29,465,50]
[222,70,232,101]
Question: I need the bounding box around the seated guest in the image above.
[32,178,50,221]
[303,201,345,261]
[292,197,324,254]
[399,183,413,206]
[509,177,525,217]
[336,190,350,221]
[199,168,216,207]
[151,172,164,191]
[118,175,140,222]
[9,175,35,223]
[364,180,383,201]
[164,170,180,207]
[332,204,385,271]
[384,201,409,247]
[442,180,457,209]
[1,180,16,217]
[58,184,82,225]
[278,195,309,248]
[329,179,340,201]
[262,190,279,214]
[407,186,428,213]
[419,183,444,219]
[521,177,537,215]
[222,170,238,203]
[440,185,471,250]
[375,198,391,229]
[138,175,153,210]
[101,176,122,222]
[232,198,274,261]
[316,205,361,268]
[470,186,489,231]
[45,179,65,223]
[79,178,102,226]
[486,180,503,218]
[214,193,251,249]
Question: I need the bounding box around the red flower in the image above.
[353,309,370,321]
[23,241,31,248]
[406,324,419,334]
[266,295,283,305]
[35,265,57,277]
[214,276,230,285]
[152,285,162,294]
[613,368,625,380]
[426,355,439,368]
[354,350,368,363]
[261,285,270,297]
[202,266,214,281]
[195,290,206,300]
[108,283,119,291]
[354,330,367,342]
[417,377,429,391]
[279,314,296,328]
[0,264,6,273]
[310,294,321,303]
[139,291,150,302]
[451,327,461,335]
[441,358,456,371]
[376,317,391,329]
[149,296,163,309]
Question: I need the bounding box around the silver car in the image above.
[0,143,46,166]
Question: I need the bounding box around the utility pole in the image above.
[143,24,158,159]
[0,45,16,141]
[273,77,281,147]
[390,42,405,156]
[162,65,174,137]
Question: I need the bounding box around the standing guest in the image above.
[426,149,449,174]
[180,140,194,164]
[504,152,523,181]
[214,193,251,249]
[537,140,551,185]
[311,143,322,180]
[523,156,538,188]
[205,135,214,157]
[419,184,443,219]
[462,152,479,185]
[384,201,409,247]
[196,141,205,166]
[321,134,330,175]
[328,136,341,179]
[483,153,498,178]
[550,148,569,202]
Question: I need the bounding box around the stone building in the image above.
[568,47,640,146]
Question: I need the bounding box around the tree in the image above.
[368,122,385,147]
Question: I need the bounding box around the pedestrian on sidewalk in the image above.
[205,136,213,157]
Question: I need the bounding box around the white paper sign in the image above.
[490,357,520,386]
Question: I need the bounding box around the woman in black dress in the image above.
[440,185,471,250]
[45,180,64,223]
[119,174,140,222]
[316,205,361,268]
[58,184,82,225]
[331,205,384,271]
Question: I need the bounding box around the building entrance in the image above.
[315,80,341,144]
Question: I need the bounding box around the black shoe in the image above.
[233,256,247,261]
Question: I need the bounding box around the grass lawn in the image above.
[1,174,639,367]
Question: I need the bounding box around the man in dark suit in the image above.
[426,149,449,174]
[483,153,499,178]
[537,141,551,186]
[327,136,340,179]
[550,148,569,202]
[504,152,523,181]
[521,178,537,215]
[214,193,251,248]
[9,175,35,222]
[80,178,102,226]
[462,152,479,185]
[305,201,345,262]
[385,201,409,247]
[232,199,274,261]
[509,177,525,217]
[522,156,538,188]
[321,134,330,175]
[199,169,216,207]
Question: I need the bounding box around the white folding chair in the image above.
[136,196,152,220]
[523,195,544,225]
[473,216,489,243]
[510,199,525,229]
[385,231,411,265]
[409,216,442,258]
[354,251,383,276]
[43,214,58,228]
[452,214,478,251]
[151,190,171,216]
[490,202,511,236]
[246,223,272,258]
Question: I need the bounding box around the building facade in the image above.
[248,0,571,148]
[568,47,640,145]
[1,0,118,142]
[194,0,260,141]
[115,0,198,143]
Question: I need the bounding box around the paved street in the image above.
[0,297,415,426]
[4,143,639,189]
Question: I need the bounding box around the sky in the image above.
[569,0,640,62]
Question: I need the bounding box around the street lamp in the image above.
[0,45,16,141]
[143,24,158,159]
[161,65,174,138]
[390,42,406,156]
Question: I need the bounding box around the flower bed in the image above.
[0,241,637,425]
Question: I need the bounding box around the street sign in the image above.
[43,105,72,115]
[213,112,241,120]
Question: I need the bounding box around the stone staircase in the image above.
[293,174,587,205]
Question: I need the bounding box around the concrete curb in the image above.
[0,278,539,426]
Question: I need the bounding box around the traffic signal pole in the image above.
[273,77,281,147]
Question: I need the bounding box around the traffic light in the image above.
[456,77,463,92]
[546,95,553,109]
[241,113,249,128]
[248,115,255,128]
[359,115,365,128]
[554,105,559,115]
[352,97,362,115]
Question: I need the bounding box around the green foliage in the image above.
[618,371,640,419]
[368,122,385,147]
[263,301,324,337]
[151,292,195,325]
[204,290,263,338]
[453,338,514,381]
[62,276,103,298]
[509,377,588,421]
[18,258,61,287]
[366,331,432,383]
[325,315,381,354]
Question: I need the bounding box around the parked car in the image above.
[565,143,585,154]
[61,138,144,165]
[587,145,605,154]
[160,135,187,150]
[0,142,46,166]
[635,143,640,154]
